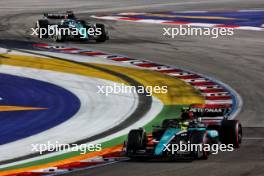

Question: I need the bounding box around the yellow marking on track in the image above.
[0,54,124,84]
[0,106,47,112]
[1,54,204,105]
[90,63,204,105]
[0,54,204,174]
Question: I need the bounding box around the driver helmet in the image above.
[181,107,194,120]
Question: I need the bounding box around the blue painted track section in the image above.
[115,11,264,27]
[0,73,81,145]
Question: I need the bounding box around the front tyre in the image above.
[52,25,67,42]
[52,33,65,42]
[190,131,210,160]
[126,129,147,157]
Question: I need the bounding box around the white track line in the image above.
[0,65,139,162]
[0,55,163,168]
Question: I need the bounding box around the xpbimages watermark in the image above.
[163,25,234,39]
[31,141,102,154]
[31,25,102,38]
[97,83,168,96]
[163,141,234,155]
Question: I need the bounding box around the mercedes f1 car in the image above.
[35,11,109,42]
[125,104,242,160]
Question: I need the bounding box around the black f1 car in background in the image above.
[124,104,242,160]
[35,11,109,42]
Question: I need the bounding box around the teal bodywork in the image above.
[61,19,88,39]
[154,128,180,155]
[154,127,219,155]
[207,130,219,138]
[188,128,206,131]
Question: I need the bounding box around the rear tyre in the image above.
[220,120,242,148]
[95,23,108,42]
[35,19,49,38]
[190,131,209,160]
[126,129,146,156]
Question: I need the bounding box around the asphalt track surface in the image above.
[0,0,264,176]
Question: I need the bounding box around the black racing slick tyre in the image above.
[52,25,67,42]
[95,23,108,42]
[52,32,65,42]
[35,19,49,38]
[126,129,146,156]
[190,131,209,160]
[220,120,242,148]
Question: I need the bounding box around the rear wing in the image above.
[189,104,232,118]
[43,11,75,19]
